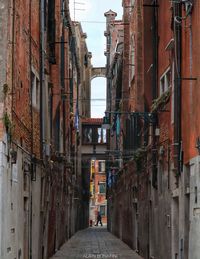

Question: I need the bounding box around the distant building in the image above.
[90,159,107,225]
[81,118,107,226]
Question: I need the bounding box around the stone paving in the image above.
[50,227,143,259]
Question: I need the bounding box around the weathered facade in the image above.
[0,0,91,258]
[106,1,200,259]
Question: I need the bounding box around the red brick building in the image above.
[0,0,91,258]
[106,1,200,259]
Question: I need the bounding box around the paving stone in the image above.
[50,227,143,259]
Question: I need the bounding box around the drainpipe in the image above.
[40,0,45,159]
[189,14,193,132]
[29,1,33,258]
[152,0,158,100]
[152,0,158,189]
[38,3,43,257]
[11,0,15,123]
[173,2,182,177]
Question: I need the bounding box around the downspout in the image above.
[152,0,158,100]
[173,2,182,177]
[40,0,45,158]
[189,15,192,136]
[29,1,33,258]
[39,0,44,258]
[11,0,15,125]
[152,0,158,189]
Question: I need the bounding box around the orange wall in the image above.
[182,2,200,162]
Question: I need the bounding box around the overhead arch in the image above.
[91,67,106,80]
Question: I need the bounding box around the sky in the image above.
[69,0,123,117]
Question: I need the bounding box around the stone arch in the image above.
[91,67,106,80]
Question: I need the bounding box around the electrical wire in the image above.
[78,20,106,24]
[56,97,135,101]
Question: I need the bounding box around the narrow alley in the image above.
[50,227,142,259]
[1,0,200,259]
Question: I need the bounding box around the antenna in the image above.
[73,0,85,21]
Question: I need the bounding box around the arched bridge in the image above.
[91,67,106,80]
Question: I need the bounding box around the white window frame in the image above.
[129,34,135,87]
[98,160,105,173]
[31,68,40,110]
[160,67,171,96]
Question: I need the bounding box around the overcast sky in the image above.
[70,0,123,117]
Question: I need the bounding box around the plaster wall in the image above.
[188,156,200,259]
[0,139,42,259]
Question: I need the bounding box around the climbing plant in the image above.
[2,112,14,138]
[151,89,171,113]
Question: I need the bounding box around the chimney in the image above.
[104,9,117,24]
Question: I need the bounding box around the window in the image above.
[54,106,60,151]
[60,35,65,88]
[102,128,107,143]
[31,71,40,110]
[99,205,106,216]
[131,0,135,5]
[83,127,92,144]
[82,126,107,144]
[160,68,171,95]
[99,182,106,194]
[129,34,135,84]
[97,128,107,144]
[98,161,105,173]
[97,128,106,144]
[48,0,56,63]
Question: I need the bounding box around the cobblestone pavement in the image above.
[50,227,143,259]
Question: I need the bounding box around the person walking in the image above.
[95,212,103,226]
